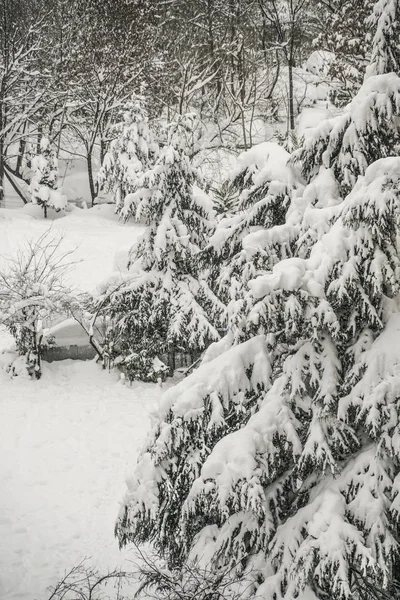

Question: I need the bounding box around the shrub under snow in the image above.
[0,232,74,379]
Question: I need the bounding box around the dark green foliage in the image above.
[95,125,223,381]
[114,2,400,598]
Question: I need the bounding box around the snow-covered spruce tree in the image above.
[97,94,158,217]
[234,156,400,599]
[207,145,341,338]
[30,137,66,218]
[115,2,400,598]
[116,334,272,557]
[217,142,286,215]
[366,0,400,77]
[295,0,400,199]
[96,119,223,382]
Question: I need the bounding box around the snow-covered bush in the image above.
[115,1,400,598]
[97,94,158,217]
[30,137,67,217]
[0,232,74,379]
[109,339,170,383]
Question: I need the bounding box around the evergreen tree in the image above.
[366,0,400,76]
[207,142,300,328]
[97,95,158,217]
[96,119,223,381]
[294,68,400,197]
[115,2,400,598]
[29,137,66,217]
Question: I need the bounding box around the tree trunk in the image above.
[56,102,67,158]
[0,81,5,207]
[100,138,106,167]
[87,151,96,206]
[16,120,27,176]
[35,333,43,380]
[206,0,221,103]
[288,59,295,131]
[37,123,43,153]
[4,169,28,204]
[0,1,7,207]
[168,343,176,376]
[0,141,4,208]
[241,108,248,150]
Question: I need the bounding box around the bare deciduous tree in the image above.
[45,559,134,600]
[0,230,74,378]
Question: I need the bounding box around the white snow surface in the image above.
[0,203,153,599]
[231,142,292,183]
[305,50,334,77]
[0,204,144,293]
[0,359,165,600]
[297,106,334,138]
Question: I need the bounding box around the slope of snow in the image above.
[0,204,144,293]
[0,359,166,600]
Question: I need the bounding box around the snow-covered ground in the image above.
[0,203,143,293]
[0,204,156,599]
[0,359,163,600]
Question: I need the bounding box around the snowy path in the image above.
[0,359,163,600]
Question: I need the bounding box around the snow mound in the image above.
[297,106,334,138]
[0,204,144,293]
[232,142,292,183]
[305,50,334,77]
